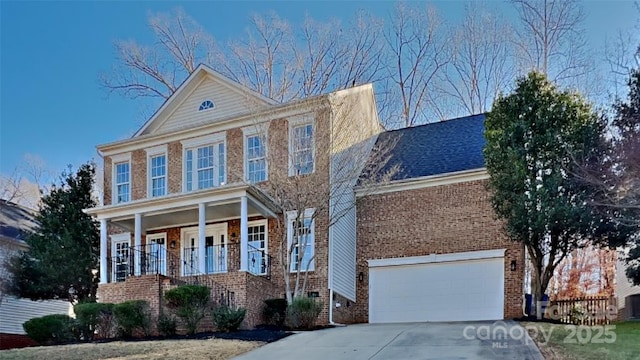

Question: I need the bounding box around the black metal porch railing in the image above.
[107,244,168,282]
[107,243,271,282]
[248,243,271,279]
[182,244,228,275]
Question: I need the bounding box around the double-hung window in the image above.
[182,134,226,192]
[243,125,268,183]
[146,145,167,197]
[287,209,315,272]
[289,116,314,176]
[112,153,131,204]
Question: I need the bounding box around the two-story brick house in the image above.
[85,64,382,327]
[86,64,524,328]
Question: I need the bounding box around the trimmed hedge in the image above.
[262,298,287,326]
[157,314,177,337]
[286,297,323,330]
[212,306,246,332]
[113,300,151,338]
[74,302,115,340]
[23,314,75,344]
[164,284,210,335]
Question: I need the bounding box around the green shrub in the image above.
[164,284,210,335]
[113,300,151,338]
[262,298,287,326]
[157,314,177,337]
[23,314,75,344]
[286,297,323,330]
[74,302,115,340]
[212,306,246,332]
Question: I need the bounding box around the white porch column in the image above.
[99,219,108,284]
[198,203,206,274]
[134,213,142,276]
[240,196,248,271]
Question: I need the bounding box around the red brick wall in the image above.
[350,179,524,323]
[0,333,38,350]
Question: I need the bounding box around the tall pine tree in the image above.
[6,162,99,302]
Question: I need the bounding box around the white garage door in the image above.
[369,250,505,323]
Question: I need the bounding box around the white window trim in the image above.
[287,208,315,272]
[146,145,168,198]
[242,124,269,183]
[288,115,315,176]
[181,133,227,192]
[248,219,269,275]
[111,153,132,204]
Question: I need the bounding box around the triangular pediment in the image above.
[135,65,276,136]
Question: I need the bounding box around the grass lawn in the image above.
[524,321,640,360]
[0,338,263,360]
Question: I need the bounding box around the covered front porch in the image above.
[86,184,281,284]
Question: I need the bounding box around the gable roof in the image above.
[0,200,38,242]
[367,114,486,182]
[134,64,278,137]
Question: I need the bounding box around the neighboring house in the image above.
[615,250,640,320]
[85,64,524,329]
[0,200,73,349]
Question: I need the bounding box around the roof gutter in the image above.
[355,168,489,197]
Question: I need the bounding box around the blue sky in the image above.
[0,1,638,180]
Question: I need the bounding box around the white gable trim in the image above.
[355,168,489,197]
[367,249,506,268]
[133,64,277,137]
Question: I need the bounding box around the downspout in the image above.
[329,288,335,325]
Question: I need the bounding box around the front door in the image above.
[112,238,130,282]
[146,233,166,275]
[182,223,227,275]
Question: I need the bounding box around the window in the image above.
[289,116,314,176]
[182,134,226,192]
[112,153,131,204]
[287,209,315,272]
[248,220,268,275]
[243,125,268,183]
[198,100,215,111]
[146,144,168,197]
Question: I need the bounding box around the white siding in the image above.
[616,258,640,320]
[328,85,382,301]
[154,76,269,134]
[0,297,73,334]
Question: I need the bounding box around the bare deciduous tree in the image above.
[511,0,606,101]
[0,154,51,210]
[382,2,450,128]
[101,8,217,100]
[228,88,398,303]
[438,3,515,116]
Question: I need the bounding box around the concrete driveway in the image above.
[233,321,544,360]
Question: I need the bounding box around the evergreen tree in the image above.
[484,72,629,301]
[611,68,640,284]
[6,163,99,302]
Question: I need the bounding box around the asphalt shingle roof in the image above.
[0,200,38,242]
[369,114,486,182]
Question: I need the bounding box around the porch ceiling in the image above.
[86,183,281,231]
[112,200,267,232]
